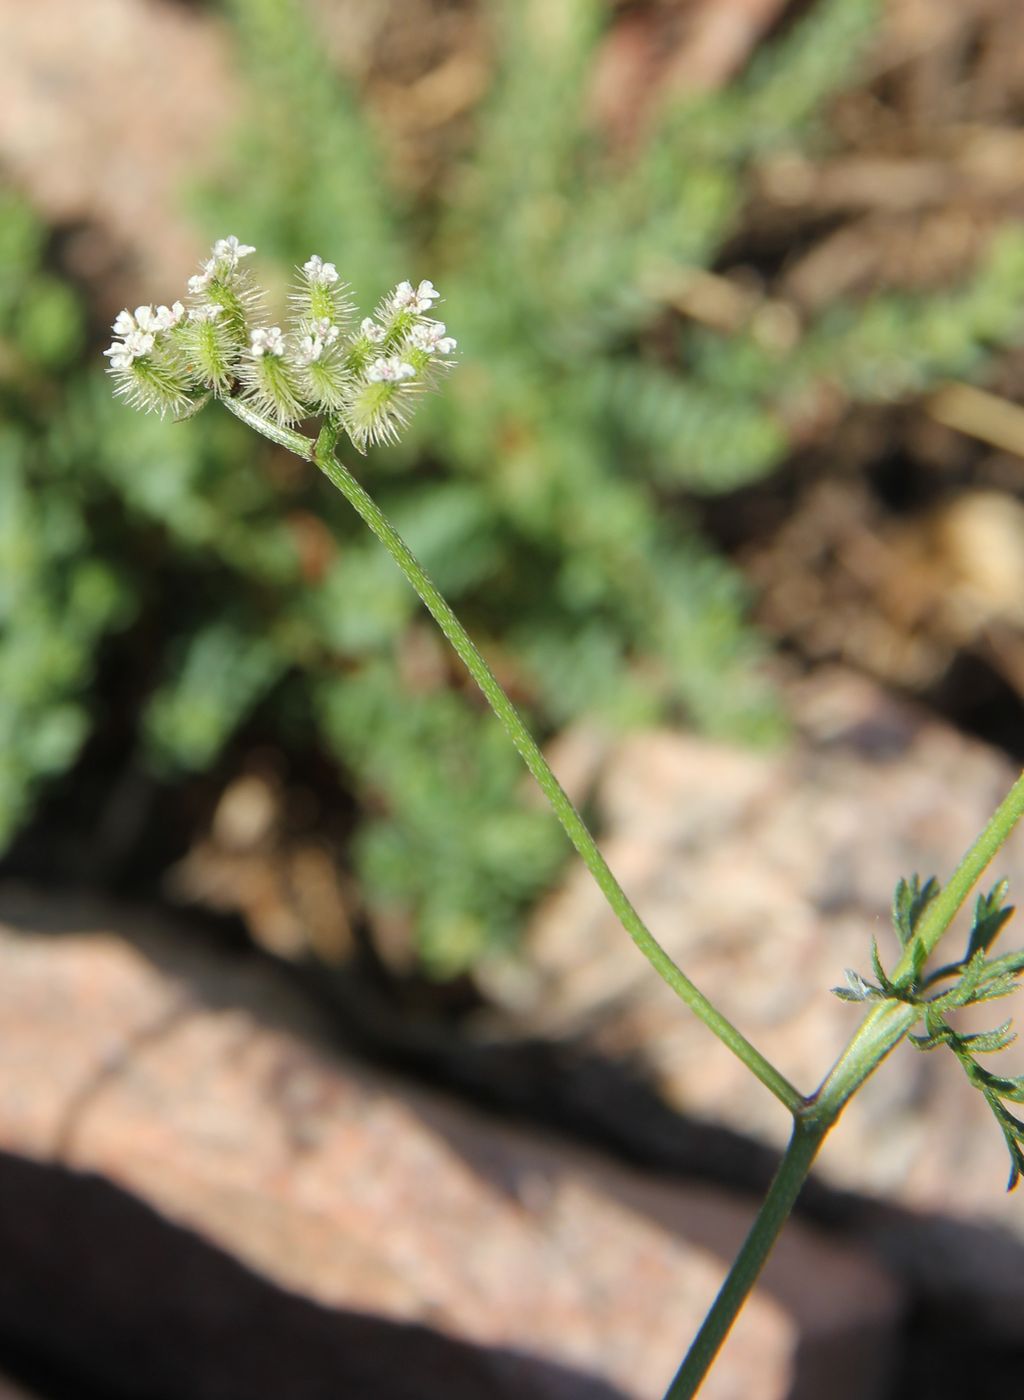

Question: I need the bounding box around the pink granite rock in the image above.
[0,893,899,1400]
[488,670,1024,1228]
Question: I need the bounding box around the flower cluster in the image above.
[102,237,456,450]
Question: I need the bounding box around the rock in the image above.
[0,891,899,1400]
[486,669,1024,1227]
[0,1375,42,1400]
[0,0,234,295]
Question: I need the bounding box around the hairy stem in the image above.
[662,1120,825,1399]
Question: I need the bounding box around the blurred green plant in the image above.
[6,0,1024,973]
[0,193,132,848]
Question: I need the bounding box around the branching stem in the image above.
[663,1120,825,1400]
[220,399,802,1112]
[217,397,1024,1400]
[308,420,802,1114]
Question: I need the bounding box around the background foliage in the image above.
[4,0,1024,972]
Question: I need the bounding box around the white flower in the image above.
[391,279,440,314]
[103,328,155,370]
[366,355,416,383]
[303,254,339,286]
[154,301,186,330]
[189,303,224,323]
[360,317,385,343]
[408,320,457,354]
[296,321,340,366]
[250,325,286,358]
[187,259,216,294]
[113,303,187,339]
[213,236,255,263]
[298,335,321,365]
[133,305,161,333]
[313,317,340,346]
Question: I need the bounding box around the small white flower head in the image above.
[133,305,161,333]
[187,259,217,295]
[296,318,340,366]
[407,320,457,355]
[188,303,224,323]
[366,355,416,383]
[154,300,186,331]
[249,325,286,358]
[112,304,184,338]
[103,322,195,416]
[213,236,256,264]
[103,328,154,370]
[303,254,339,286]
[391,279,440,314]
[298,334,321,366]
[103,236,453,445]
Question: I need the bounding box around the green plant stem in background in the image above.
[219,395,801,1110]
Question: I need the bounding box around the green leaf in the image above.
[870,937,900,997]
[831,967,882,1003]
[966,880,1015,960]
[892,874,940,951]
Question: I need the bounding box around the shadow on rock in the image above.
[0,1152,629,1400]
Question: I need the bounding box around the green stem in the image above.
[662,1120,825,1400]
[661,764,1024,1399]
[895,768,1024,979]
[218,400,801,1112]
[214,399,1024,1400]
[222,395,315,457]
[309,426,802,1114]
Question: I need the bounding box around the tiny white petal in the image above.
[112,310,135,336]
[214,235,255,261]
[367,355,416,383]
[250,325,285,357]
[153,301,186,331]
[303,254,339,286]
[360,317,385,343]
[187,258,216,294]
[414,279,439,311]
[125,330,155,358]
[298,334,323,365]
[391,281,416,310]
[408,320,456,354]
